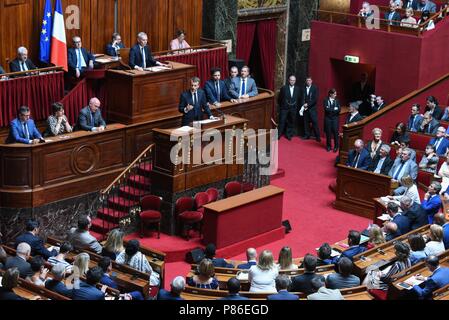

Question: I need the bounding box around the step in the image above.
[127,174,151,189]
[90,218,119,234]
[89,230,105,242]
[119,186,149,200]
[97,207,129,224]
[137,162,153,177]
[107,196,138,211]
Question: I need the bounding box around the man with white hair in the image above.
[76,97,106,132]
[9,46,37,73]
[157,276,185,300]
[358,2,374,18]
[68,36,95,78]
[368,144,394,175]
[237,248,257,269]
[129,32,166,71]
[346,139,372,170]
[4,242,33,278]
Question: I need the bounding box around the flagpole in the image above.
[114,0,118,33]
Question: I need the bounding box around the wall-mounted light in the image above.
[344,55,360,64]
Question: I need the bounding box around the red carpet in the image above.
[131,138,372,287]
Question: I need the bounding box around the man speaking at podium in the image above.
[179,77,214,126]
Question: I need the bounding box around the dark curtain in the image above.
[59,79,89,125]
[236,22,257,64]
[257,19,277,91]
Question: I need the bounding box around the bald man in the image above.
[76,98,106,132]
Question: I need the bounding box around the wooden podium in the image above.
[106,62,196,124]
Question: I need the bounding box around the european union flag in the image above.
[39,0,53,63]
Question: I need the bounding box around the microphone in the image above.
[211,103,225,118]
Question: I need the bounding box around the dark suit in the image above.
[0,66,5,74]
[0,288,25,300]
[9,58,37,74]
[105,42,125,57]
[212,258,234,269]
[402,203,428,230]
[372,102,386,113]
[278,84,300,139]
[346,112,363,125]
[76,106,106,131]
[14,232,57,259]
[219,294,250,300]
[324,98,341,149]
[267,290,299,300]
[346,148,372,170]
[236,261,257,270]
[392,213,411,235]
[426,106,443,120]
[417,0,437,13]
[419,118,439,135]
[339,245,367,261]
[300,84,320,139]
[204,80,232,105]
[158,289,184,300]
[67,47,95,77]
[178,89,212,126]
[290,273,325,295]
[4,256,33,278]
[72,281,105,300]
[403,0,418,10]
[129,44,158,69]
[351,81,373,103]
[45,279,73,298]
[384,11,401,26]
[368,155,394,175]
[408,114,424,132]
[6,118,42,144]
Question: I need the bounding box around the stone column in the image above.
[202,0,239,59]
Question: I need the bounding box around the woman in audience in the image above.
[47,242,73,273]
[248,250,279,293]
[101,229,125,261]
[400,8,418,28]
[418,144,439,173]
[0,268,25,300]
[418,10,435,31]
[387,175,421,204]
[169,29,191,52]
[116,239,160,286]
[26,256,49,286]
[408,234,427,265]
[390,122,409,147]
[438,155,449,193]
[45,102,73,137]
[366,225,386,250]
[424,224,446,256]
[73,252,90,277]
[366,128,384,159]
[277,246,298,271]
[187,258,219,290]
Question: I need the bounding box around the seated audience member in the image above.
[419,145,439,172]
[73,252,90,278]
[419,111,439,135]
[248,250,279,293]
[384,222,401,241]
[387,176,421,205]
[441,105,449,121]
[0,268,25,300]
[68,215,103,254]
[267,275,299,300]
[368,144,394,175]
[373,96,386,113]
[205,243,234,268]
[358,1,374,17]
[47,242,73,273]
[45,102,73,137]
[76,97,106,132]
[400,196,427,230]
[219,278,249,300]
[116,239,160,286]
[187,258,219,290]
[0,65,5,74]
[0,247,7,270]
[425,95,442,119]
[105,33,125,57]
[45,264,73,298]
[390,122,410,147]
[421,181,442,224]
[413,255,449,299]
[129,32,166,71]
[366,225,386,250]
[407,104,423,132]
[408,234,428,265]
[433,213,449,249]
[386,201,411,236]
[277,246,298,271]
[389,148,418,193]
[439,156,449,192]
[237,248,257,269]
[170,29,191,51]
[229,66,258,99]
[424,224,445,256]
[326,257,361,290]
[338,230,367,261]
[158,276,186,301]
[395,139,417,162]
[4,243,32,278]
[26,256,48,286]
[429,127,449,156]
[290,254,325,294]
[401,7,418,27]
[346,139,371,170]
[72,266,105,300]
[345,103,363,124]
[417,0,437,13]
[205,68,237,107]
[366,128,384,159]
[385,1,401,26]
[307,277,344,300]
[68,36,95,78]
[101,229,125,261]
[9,47,37,73]
[15,219,57,259]
[418,10,436,30]
[317,243,333,266]
[178,77,213,126]
[224,66,239,91]
[6,106,44,145]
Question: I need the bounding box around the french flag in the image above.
[51,0,68,71]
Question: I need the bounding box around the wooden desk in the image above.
[433,283,449,300]
[106,62,196,124]
[373,198,388,226]
[202,185,285,249]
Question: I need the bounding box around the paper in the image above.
[174,126,193,133]
[236,271,249,281]
[144,66,171,72]
[299,106,305,116]
[380,197,391,203]
[96,58,113,64]
[360,235,370,244]
[377,214,391,221]
[404,275,425,287]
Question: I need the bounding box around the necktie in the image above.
[23,122,29,139]
[394,161,406,180]
[375,158,385,174]
[435,138,442,152]
[241,79,246,96]
[141,47,146,69]
[21,62,25,72]
[193,92,197,106]
[411,116,416,130]
[77,49,82,69]
[353,153,360,168]
[90,112,94,126]
[216,82,220,102]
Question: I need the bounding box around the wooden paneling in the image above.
[0,0,203,69]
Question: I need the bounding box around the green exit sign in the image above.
[344,55,360,64]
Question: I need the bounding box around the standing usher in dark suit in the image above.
[129,44,158,69]
[178,89,212,126]
[324,97,341,150]
[278,84,300,139]
[301,84,320,140]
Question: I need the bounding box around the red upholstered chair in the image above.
[175,197,203,241]
[194,192,210,214]
[139,195,162,239]
[242,182,255,193]
[206,188,219,203]
[225,181,242,198]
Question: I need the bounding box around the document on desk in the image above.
[144,66,171,72]
[404,275,425,287]
[173,126,193,133]
[377,214,391,222]
[96,58,113,64]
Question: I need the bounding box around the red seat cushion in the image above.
[140,210,161,220]
[368,289,388,300]
[179,211,203,222]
